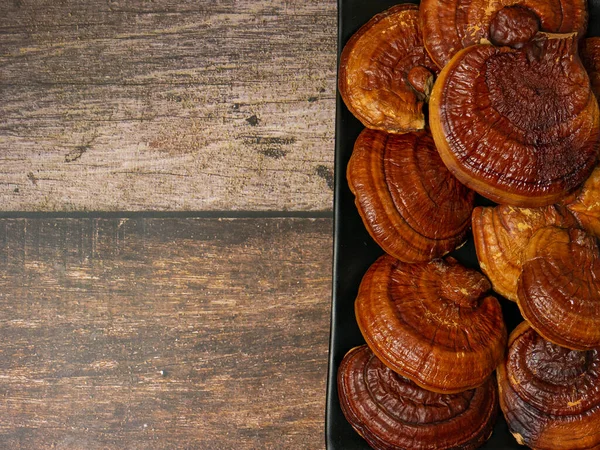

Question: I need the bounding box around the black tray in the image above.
[325,1,600,448]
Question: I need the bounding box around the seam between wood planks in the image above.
[0,210,334,219]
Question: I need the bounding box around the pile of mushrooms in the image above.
[338,1,600,449]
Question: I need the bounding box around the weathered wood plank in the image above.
[0,218,332,449]
[0,1,336,211]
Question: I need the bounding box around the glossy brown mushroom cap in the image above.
[338,4,438,134]
[565,165,600,237]
[355,255,506,393]
[348,129,475,263]
[472,204,579,301]
[338,345,498,450]
[420,0,588,69]
[430,32,600,207]
[581,37,600,100]
[498,322,600,449]
[517,226,600,350]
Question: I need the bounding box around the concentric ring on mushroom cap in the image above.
[338,345,498,450]
[355,255,506,394]
[348,129,474,263]
[420,0,588,69]
[498,322,600,449]
[338,4,439,134]
[430,32,600,207]
[472,204,579,302]
[517,226,600,350]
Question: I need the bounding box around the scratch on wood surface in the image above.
[64,145,90,162]
[26,172,38,185]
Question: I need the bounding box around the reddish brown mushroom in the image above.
[355,255,506,393]
[564,165,600,237]
[498,322,600,449]
[581,37,600,100]
[517,226,600,350]
[347,128,475,263]
[338,4,438,133]
[420,0,588,69]
[430,32,600,207]
[472,204,579,301]
[338,345,498,450]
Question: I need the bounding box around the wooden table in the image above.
[0,1,336,448]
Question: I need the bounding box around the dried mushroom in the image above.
[581,37,600,99]
[355,255,506,393]
[498,322,600,449]
[430,32,600,207]
[348,128,475,263]
[472,204,578,301]
[517,226,600,350]
[420,0,588,69]
[564,165,600,237]
[338,4,438,133]
[338,345,498,450]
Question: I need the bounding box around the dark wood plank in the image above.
[0,218,332,449]
[0,0,336,211]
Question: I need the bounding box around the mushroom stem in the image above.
[407,66,434,101]
[489,6,540,49]
[438,260,490,309]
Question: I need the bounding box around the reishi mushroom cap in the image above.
[517,226,600,350]
[355,254,506,394]
[420,0,588,68]
[430,32,600,207]
[472,204,579,301]
[338,345,498,450]
[338,4,438,134]
[581,37,600,100]
[498,322,600,449]
[347,128,475,263]
[564,165,600,237]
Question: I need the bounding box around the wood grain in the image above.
[0,0,336,212]
[0,218,332,449]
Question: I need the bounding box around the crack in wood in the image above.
[64,145,90,163]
